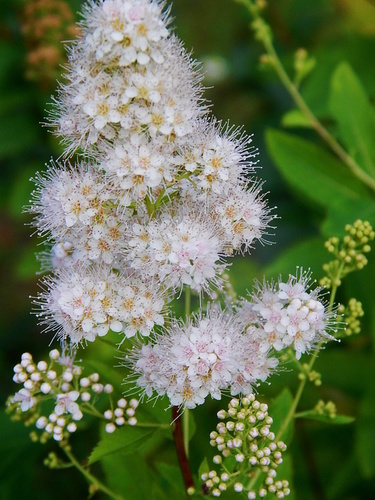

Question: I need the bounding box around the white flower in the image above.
[55,391,83,420]
[50,1,203,153]
[128,205,225,293]
[127,305,277,409]
[35,265,165,343]
[12,388,37,412]
[238,270,335,359]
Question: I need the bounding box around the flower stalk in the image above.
[236,0,375,193]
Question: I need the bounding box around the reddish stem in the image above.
[172,406,194,492]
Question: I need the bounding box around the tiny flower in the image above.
[55,391,82,420]
[12,389,37,412]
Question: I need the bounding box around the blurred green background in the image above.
[1,0,375,498]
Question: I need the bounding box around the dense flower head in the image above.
[51,0,204,154]
[237,270,335,359]
[126,305,278,409]
[29,161,134,268]
[35,266,165,344]
[127,205,226,293]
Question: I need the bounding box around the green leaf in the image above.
[155,462,186,495]
[356,385,375,478]
[276,454,296,500]
[268,387,294,444]
[295,410,355,425]
[282,109,313,128]
[88,425,156,464]
[198,457,210,478]
[101,451,157,498]
[266,129,369,208]
[322,198,375,237]
[330,62,375,177]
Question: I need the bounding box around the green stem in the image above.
[185,287,191,320]
[246,268,342,491]
[238,0,375,193]
[183,409,190,458]
[61,445,123,500]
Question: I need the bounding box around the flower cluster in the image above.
[27,0,274,356]
[321,219,375,288]
[201,395,290,498]
[238,270,335,360]
[7,349,139,443]
[22,0,337,414]
[127,306,278,409]
[36,267,165,343]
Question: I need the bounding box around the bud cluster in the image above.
[201,395,290,498]
[7,349,138,443]
[337,298,364,337]
[314,400,337,419]
[321,220,374,288]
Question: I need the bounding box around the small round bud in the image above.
[47,371,57,380]
[226,421,235,431]
[24,380,34,390]
[80,377,90,388]
[117,398,127,408]
[37,361,48,372]
[81,392,91,402]
[57,417,65,427]
[30,372,41,382]
[92,383,103,393]
[105,423,116,433]
[234,482,243,492]
[89,373,100,383]
[104,410,113,420]
[67,422,77,433]
[217,410,227,419]
[49,350,60,360]
[36,416,48,429]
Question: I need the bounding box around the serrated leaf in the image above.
[356,385,375,478]
[330,62,375,177]
[268,387,294,444]
[266,129,369,208]
[88,426,156,464]
[295,410,355,425]
[282,109,313,128]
